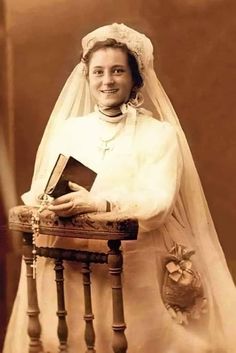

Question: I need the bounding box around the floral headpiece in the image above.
[81,23,154,72]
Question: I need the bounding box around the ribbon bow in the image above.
[165,243,196,284]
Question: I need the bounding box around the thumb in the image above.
[68,181,86,192]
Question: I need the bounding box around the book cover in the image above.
[44,154,97,198]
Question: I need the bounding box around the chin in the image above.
[100,99,125,109]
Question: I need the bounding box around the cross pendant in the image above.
[99,141,113,157]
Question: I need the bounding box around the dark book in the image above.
[44,154,97,198]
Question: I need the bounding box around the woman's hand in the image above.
[48,182,106,217]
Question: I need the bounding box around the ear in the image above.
[128,89,144,108]
[129,86,138,99]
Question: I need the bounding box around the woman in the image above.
[4,23,236,353]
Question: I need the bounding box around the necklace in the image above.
[94,104,129,157]
[98,107,123,118]
[30,193,49,278]
[97,113,126,158]
[98,121,126,157]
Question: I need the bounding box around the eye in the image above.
[113,68,125,75]
[92,69,104,76]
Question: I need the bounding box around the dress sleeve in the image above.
[110,122,183,232]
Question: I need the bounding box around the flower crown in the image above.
[81,23,153,72]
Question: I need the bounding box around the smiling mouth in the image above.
[100,89,119,94]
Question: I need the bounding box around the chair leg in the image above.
[54,259,68,353]
[82,262,96,353]
[23,232,43,353]
[108,240,127,353]
[22,237,128,353]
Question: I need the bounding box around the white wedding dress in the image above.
[3,108,236,353]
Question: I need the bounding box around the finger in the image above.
[55,210,75,217]
[55,207,84,217]
[68,181,86,192]
[52,192,77,205]
[48,201,74,211]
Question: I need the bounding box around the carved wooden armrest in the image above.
[8,205,138,241]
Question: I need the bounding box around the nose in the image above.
[103,71,114,85]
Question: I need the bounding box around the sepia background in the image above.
[1,0,236,349]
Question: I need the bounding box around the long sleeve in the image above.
[106,121,183,231]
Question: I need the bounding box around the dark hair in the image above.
[82,38,143,90]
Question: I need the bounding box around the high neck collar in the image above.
[95,104,128,123]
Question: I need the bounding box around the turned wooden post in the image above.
[9,206,138,353]
[54,258,68,353]
[107,239,127,353]
[81,262,96,353]
[22,232,43,353]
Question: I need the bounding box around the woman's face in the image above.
[88,48,134,110]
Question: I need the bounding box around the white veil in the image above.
[22,23,236,351]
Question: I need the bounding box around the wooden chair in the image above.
[9,205,138,353]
